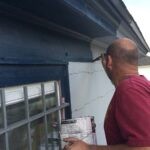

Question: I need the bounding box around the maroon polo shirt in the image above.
[104,75,150,146]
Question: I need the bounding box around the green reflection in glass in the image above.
[31,117,46,150]
[8,125,28,150]
[29,96,43,116]
[45,93,57,110]
[6,101,26,125]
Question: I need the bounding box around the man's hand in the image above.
[63,137,90,150]
[63,138,150,150]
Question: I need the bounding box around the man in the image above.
[63,38,150,150]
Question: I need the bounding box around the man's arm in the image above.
[63,138,150,150]
[90,144,150,150]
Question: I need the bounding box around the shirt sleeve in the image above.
[115,87,150,147]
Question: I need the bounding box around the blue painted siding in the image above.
[0,15,92,65]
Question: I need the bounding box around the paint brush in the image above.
[92,55,102,62]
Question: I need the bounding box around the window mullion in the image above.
[55,81,62,149]
[1,88,9,150]
[41,83,49,150]
[23,86,32,150]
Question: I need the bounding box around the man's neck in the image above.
[113,69,139,87]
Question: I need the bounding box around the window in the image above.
[0,81,69,150]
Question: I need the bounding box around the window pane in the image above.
[45,93,57,110]
[6,101,26,125]
[28,85,43,116]
[8,125,28,150]
[31,117,46,150]
[44,81,57,110]
[5,87,26,125]
[47,112,60,150]
[29,96,43,116]
[0,134,6,150]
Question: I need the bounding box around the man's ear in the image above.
[106,55,113,70]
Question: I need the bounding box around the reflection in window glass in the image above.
[44,82,57,110]
[6,101,26,125]
[29,96,43,116]
[5,87,26,125]
[45,93,57,110]
[28,84,43,116]
[8,125,28,150]
[31,117,46,150]
[47,112,60,150]
[0,134,6,150]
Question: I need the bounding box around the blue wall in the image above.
[0,15,92,65]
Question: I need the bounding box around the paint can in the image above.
[60,116,97,148]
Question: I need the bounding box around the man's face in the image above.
[101,53,113,83]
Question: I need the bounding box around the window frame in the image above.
[0,81,69,150]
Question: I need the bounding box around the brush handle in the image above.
[92,56,101,62]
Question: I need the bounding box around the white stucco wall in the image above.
[68,61,115,144]
[138,65,150,80]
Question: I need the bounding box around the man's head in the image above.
[101,38,139,86]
